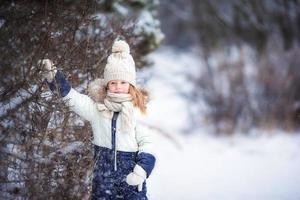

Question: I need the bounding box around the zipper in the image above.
[112,112,119,171]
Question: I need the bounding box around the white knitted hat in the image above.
[104,40,136,86]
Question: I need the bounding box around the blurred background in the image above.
[1,0,300,199]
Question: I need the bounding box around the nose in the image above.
[116,83,121,89]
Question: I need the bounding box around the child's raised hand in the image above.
[38,59,57,82]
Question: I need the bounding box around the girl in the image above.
[41,40,156,200]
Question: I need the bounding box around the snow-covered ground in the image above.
[141,47,300,200]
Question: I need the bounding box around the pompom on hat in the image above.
[104,40,136,86]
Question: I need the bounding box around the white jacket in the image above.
[63,88,153,154]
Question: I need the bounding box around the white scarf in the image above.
[96,92,135,134]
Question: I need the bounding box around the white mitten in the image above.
[38,59,57,82]
[126,164,147,192]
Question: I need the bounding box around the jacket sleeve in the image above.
[135,123,156,178]
[48,70,98,122]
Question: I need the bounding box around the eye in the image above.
[110,81,116,85]
[121,81,127,84]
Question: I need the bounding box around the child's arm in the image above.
[126,124,156,191]
[135,124,156,177]
[41,59,98,122]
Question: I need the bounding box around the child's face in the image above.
[107,80,130,94]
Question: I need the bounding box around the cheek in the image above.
[124,85,130,92]
[108,85,114,91]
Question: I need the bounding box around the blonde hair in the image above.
[128,85,148,114]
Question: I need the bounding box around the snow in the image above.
[0,19,5,28]
[138,47,201,133]
[141,47,300,200]
[0,85,38,118]
[4,141,84,165]
[148,132,300,200]
[135,10,165,46]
